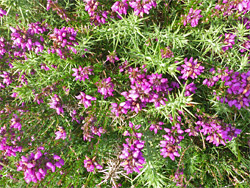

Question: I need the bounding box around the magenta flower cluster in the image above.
[83,0,108,25]
[111,0,129,19]
[185,82,197,96]
[203,68,250,109]
[106,51,119,63]
[215,0,250,16]
[160,123,184,161]
[84,155,103,172]
[0,125,22,157]
[48,27,78,59]
[17,147,64,183]
[0,37,8,59]
[48,94,64,115]
[96,77,115,99]
[81,115,105,142]
[76,92,96,109]
[120,122,145,174]
[220,70,250,109]
[84,0,157,24]
[195,115,241,146]
[178,57,205,80]
[182,8,202,27]
[129,0,157,17]
[220,33,236,51]
[111,64,171,116]
[149,121,164,134]
[55,126,67,140]
[0,71,12,88]
[10,25,45,55]
[72,65,94,82]
[10,114,22,130]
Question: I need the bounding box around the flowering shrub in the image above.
[0,0,250,187]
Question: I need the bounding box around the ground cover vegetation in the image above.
[0,0,250,187]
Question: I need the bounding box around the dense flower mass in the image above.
[17,148,64,183]
[160,123,184,161]
[219,70,250,109]
[48,27,78,59]
[0,71,12,87]
[83,0,108,25]
[96,77,115,99]
[120,137,145,174]
[182,8,202,27]
[111,0,129,19]
[215,0,250,16]
[0,125,22,157]
[72,66,94,82]
[55,126,67,140]
[84,156,103,172]
[129,0,157,17]
[179,57,205,80]
[221,33,236,51]
[195,115,241,146]
[0,1,249,187]
[10,25,45,55]
[48,94,64,115]
[76,92,96,108]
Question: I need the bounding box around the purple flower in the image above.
[40,63,50,71]
[17,148,64,183]
[221,33,236,51]
[237,1,250,13]
[48,94,64,115]
[120,138,145,174]
[185,82,197,96]
[84,156,102,172]
[183,8,202,27]
[11,114,22,130]
[0,37,7,58]
[49,27,78,59]
[91,126,105,137]
[0,71,12,86]
[106,51,119,63]
[55,126,67,140]
[10,25,45,55]
[179,57,204,80]
[196,116,241,146]
[149,121,164,134]
[76,92,96,108]
[83,0,108,25]
[129,0,157,17]
[0,8,7,17]
[159,124,184,160]
[111,0,129,19]
[72,66,94,82]
[96,77,115,99]
[215,70,250,109]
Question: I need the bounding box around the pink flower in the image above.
[55,127,67,140]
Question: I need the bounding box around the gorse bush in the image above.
[0,0,250,187]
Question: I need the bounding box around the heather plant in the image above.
[1,0,250,187]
